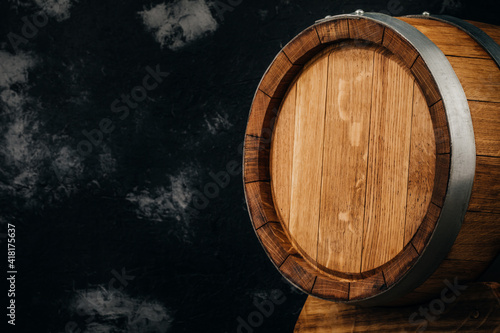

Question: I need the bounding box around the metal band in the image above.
[405,14,500,68]
[317,12,476,306]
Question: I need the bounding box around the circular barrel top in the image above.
[271,41,436,276]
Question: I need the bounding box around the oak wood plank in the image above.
[383,244,419,287]
[314,19,349,44]
[270,84,297,227]
[469,100,500,157]
[382,27,419,68]
[283,26,323,65]
[447,211,500,262]
[349,272,386,301]
[411,203,441,254]
[243,135,270,183]
[244,181,279,229]
[430,154,450,207]
[429,100,450,154]
[404,82,436,244]
[246,90,281,139]
[447,56,500,103]
[468,155,500,213]
[411,56,441,106]
[348,18,384,44]
[312,276,349,300]
[256,222,297,267]
[280,255,317,293]
[361,50,415,271]
[399,18,491,59]
[316,44,374,274]
[259,51,302,99]
[288,54,329,261]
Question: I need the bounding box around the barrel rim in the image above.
[243,12,475,305]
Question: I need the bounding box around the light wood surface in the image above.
[288,53,328,259]
[405,83,436,244]
[317,43,374,274]
[270,42,435,275]
[271,83,296,227]
[447,56,500,103]
[360,48,415,271]
[399,18,491,59]
[469,101,500,156]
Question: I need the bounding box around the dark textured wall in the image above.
[0,0,498,332]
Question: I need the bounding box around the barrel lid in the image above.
[271,40,437,276]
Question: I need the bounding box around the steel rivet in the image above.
[355,9,364,15]
[422,11,430,16]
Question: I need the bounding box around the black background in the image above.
[0,0,498,332]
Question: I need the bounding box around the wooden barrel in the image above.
[243,11,500,305]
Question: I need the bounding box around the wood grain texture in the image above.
[244,181,279,229]
[348,18,384,44]
[468,156,500,213]
[259,51,302,99]
[399,18,491,59]
[397,17,500,110]
[245,90,281,139]
[447,211,500,262]
[467,20,500,45]
[288,53,329,261]
[382,27,419,68]
[361,49,415,271]
[428,100,450,154]
[295,283,500,332]
[316,43,374,274]
[315,19,349,44]
[243,135,270,183]
[383,244,419,287]
[411,203,441,254]
[469,101,500,157]
[411,56,440,106]
[270,84,296,227]
[283,26,323,65]
[256,222,297,267]
[349,272,386,301]
[312,277,349,300]
[430,154,450,208]
[404,82,436,244]
[447,56,500,103]
[280,255,317,293]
